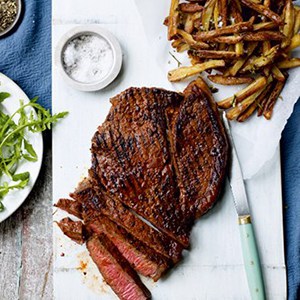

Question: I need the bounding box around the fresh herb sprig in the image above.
[0,93,68,211]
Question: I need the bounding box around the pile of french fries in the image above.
[165,0,300,121]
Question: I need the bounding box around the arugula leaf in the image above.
[0,95,68,209]
[12,172,30,182]
[24,140,38,162]
[0,92,10,103]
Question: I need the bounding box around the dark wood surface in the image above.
[0,133,52,300]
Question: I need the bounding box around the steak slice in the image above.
[71,178,183,263]
[55,199,83,219]
[87,235,151,300]
[56,217,86,244]
[87,216,171,281]
[167,78,229,218]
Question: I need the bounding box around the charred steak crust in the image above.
[87,216,171,281]
[70,178,183,264]
[87,235,151,300]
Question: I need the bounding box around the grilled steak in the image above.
[89,78,228,246]
[87,216,171,281]
[87,235,151,300]
[56,217,86,244]
[71,178,183,264]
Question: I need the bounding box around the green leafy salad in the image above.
[0,92,67,211]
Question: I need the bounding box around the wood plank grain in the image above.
[0,134,52,300]
[0,212,23,300]
[18,141,53,300]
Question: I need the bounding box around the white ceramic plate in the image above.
[0,73,43,223]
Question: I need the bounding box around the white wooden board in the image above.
[52,0,286,299]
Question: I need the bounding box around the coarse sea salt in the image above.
[63,34,114,83]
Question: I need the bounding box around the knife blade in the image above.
[222,113,266,300]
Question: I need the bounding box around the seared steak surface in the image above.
[55,79,229,300]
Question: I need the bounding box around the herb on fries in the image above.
[165,0,300,121]
[0,94,68,211]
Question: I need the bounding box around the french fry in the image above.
[226,88,266,120]
[168,60,226,82]
[219,0,228,27]
[168,0,179,40]
[226,42,258,76]
[277,58,300,69]
[190,49,238,59]
[227,75,273,120]
[202,0,217,31]
[236,101,258,122]
[281,0,295,48]
[230,0,243,23]
[184,14,196,33]
[262,40,271,55]
[177,29,210,49]
[253,22,277,31]
[293,10,300,35]
[179,3,204,13]
[288,34,300,51]
[263,0,271,8]
[213,0,220,29]
[237,80,272,121]
[208,75,254,85]
[240,0,283,25]
[242,31,285,42]
[271,65,286,82]
[241,45,279,72]
[209,35,243,44]
[257,82,274,116]
[217,76,267,109]
[194,17,254,40]
[177,43,190,53]
[263,79,286,119]
[235,41,244,56]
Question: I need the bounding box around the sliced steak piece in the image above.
[90,88,192,246]
[87,235,151,300]
[87,216,171,281]
[168,78,229,218]
[56,217,86,244]
[55,199,83,219]
[71,179,183,263]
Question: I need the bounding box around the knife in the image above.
[222,113,266,300]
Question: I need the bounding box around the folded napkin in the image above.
[0,0,51,110]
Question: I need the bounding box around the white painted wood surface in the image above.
[52,0,286,299]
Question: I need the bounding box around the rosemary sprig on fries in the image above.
[165,0,300,121]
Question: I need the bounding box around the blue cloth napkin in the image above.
[281,98,300,300]
[0,0,51,110]
[0,1,299,299]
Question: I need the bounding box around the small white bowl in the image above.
[55,25,122,92]
[0,0,22,38]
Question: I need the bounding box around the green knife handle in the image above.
[239,215,266,300]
